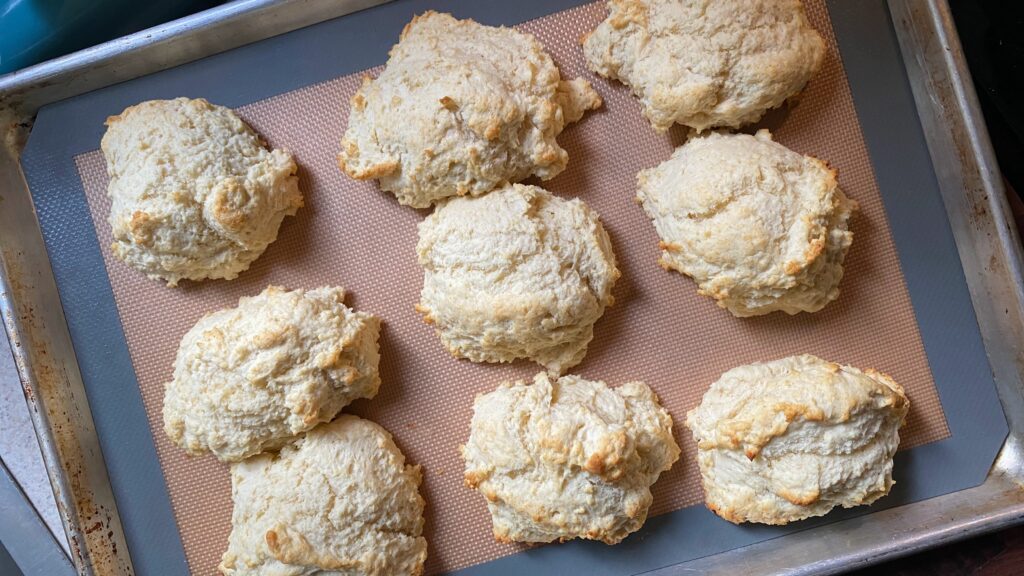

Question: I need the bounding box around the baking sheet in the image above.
[19,0,1008,575]
[72,0,949,572]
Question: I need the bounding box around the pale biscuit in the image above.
[462,372,680,544]
[686,354,909,525]
[219,415,427,575]
[102,97,302,286]
[338,11,602,208]
[416,183,619,374]
[637,130,855,317]
[163,286,380,462]
[583,0,825,132]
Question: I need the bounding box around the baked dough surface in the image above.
[463,372,680,544]
[163,286,381,462]
[219,415,427,575]
[416,183,619,374]
[583,0,825,132]
[339,11,601,208]
[102,97,302,285]
[637,130,855,316]
[685,354,909,525]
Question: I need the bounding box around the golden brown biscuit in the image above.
[583,0,825,132]
[637,130,855,316]
[163,286,380,462]
[219,415,427,575]
[102,98,302,285]
[462,372,680,544]
[416,184,619,374]
[339,11,601,208]
[686,354,909,525]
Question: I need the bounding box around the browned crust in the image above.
[608,0,648,29]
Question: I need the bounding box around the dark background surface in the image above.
[0,543,18,576]
[951,0,1024,203]
[1,1,1021,575]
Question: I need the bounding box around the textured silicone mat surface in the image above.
[71,1,949,573]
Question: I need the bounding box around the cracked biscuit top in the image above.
[163,286,381,462]
[686,354,909,525]
[219,415,427,575]
[416,184,618,374]
[339,11,601,208]
[102,97,302,285]
[637,130,855,317]
[583,0,825,132]
[462,372,679,544]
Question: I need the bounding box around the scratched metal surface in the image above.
[0,0,1021,574]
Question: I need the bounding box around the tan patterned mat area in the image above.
[74,1,949,573]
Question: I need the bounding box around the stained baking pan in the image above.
[1,1,1022,575]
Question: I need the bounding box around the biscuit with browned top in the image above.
[219,415,427,575]
[416,184,618,374]
[102,97,302,285]
[162,286,380,462]
[462,372,679,544]
[637,130,855,316]
[686,354,909,525]
[339,11,601,208]
[583,0,825,132]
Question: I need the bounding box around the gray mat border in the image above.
[18,0,1007,575]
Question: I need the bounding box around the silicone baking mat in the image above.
[20,0,1008,575]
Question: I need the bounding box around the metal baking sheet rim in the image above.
[0,1,1021,575]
